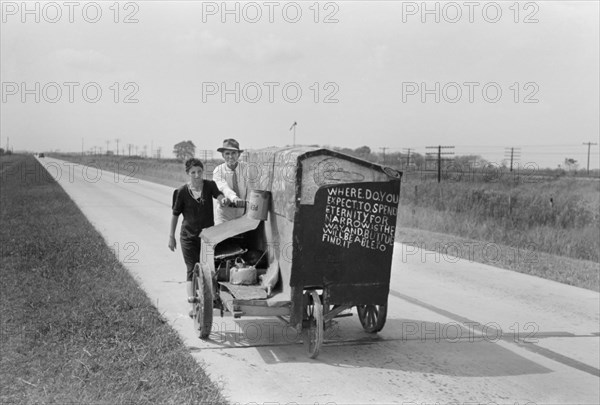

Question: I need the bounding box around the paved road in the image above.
[42,157,599,404]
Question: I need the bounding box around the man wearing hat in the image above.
[213,138,248,224]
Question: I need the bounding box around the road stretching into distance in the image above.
[38,157,599,404]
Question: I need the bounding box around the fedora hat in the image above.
[217,138,243,153]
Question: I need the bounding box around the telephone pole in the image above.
[402,148,412,168]
[583,142,598,175]
[504,147,521,172]
[426,145,455,183]
[380,147,388,164]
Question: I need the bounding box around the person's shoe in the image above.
[189,309,195,318]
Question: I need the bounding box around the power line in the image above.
[504,147,521,172]
[426,145,454,183]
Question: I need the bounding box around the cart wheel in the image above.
[357,304,387,333]
[304,290,324,359]
[192,265,213,339]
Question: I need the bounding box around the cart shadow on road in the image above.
[192,316,552,378]
[257,318,552,377]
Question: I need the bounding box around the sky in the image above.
[1,0,599,169]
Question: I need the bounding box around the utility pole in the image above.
[504,147,521,172]
[380,147,388,164]
[583,142,598,175]
[115,139,120,156]
[402,148,412,169]
[426,145,455,183]
[289,122,297,146]
[105,140,110,156]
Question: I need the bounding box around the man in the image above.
[213,138,248,224]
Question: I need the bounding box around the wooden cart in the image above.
[191,147,402,358]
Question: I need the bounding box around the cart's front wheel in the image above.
[192,264,213,339]
[304,290,323,359]
[357,303,387,333]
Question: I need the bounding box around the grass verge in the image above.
[0,155,227,404]
[398,177,600,262]
[49,153,220,189]
[396,227,599,292]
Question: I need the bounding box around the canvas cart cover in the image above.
[243,147,402,315]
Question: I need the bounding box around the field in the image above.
[399,173,599,262]
[398,172,599,291]
[395,173,600,291]
[0,155,227,404]
[50,152,600,291]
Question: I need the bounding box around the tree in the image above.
[354,145,371,157]
[564,158,578,172]
[173,141,196,161]
[453,154,485,167]
[410,152,425,169]
[353,146,378,162]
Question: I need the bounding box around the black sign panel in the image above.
[292,181,400,305]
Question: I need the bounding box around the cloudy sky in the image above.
[2,1,598,168]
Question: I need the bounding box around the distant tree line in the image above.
[168,141,596,177]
